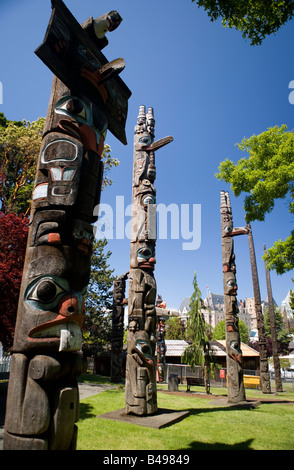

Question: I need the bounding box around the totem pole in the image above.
[220,191,247,403]
[110,273,128,383]
[125,106,173,415]
[246,223,271,393]
[264,244,283,392]
[156,296,169,382]
[4,0,131,450]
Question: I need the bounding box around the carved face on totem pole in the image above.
[12,79,106,354]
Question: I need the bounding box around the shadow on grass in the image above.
[186,402,259,416]
[185,438,255,450]
[80,401,97,420]
[78,374,113,385]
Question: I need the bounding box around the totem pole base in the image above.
[97,408,189,429]
[209,398,261,409]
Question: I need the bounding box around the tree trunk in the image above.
[204,363,210,394]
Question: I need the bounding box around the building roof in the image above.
[165,339,259,358]
[281,291,293,319]
[205,293,224,309]
[210,340,260,357]
[165,340,189,357]
[178,297,191,314]
[263,295,277,307]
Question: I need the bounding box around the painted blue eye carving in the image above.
[143,194,155,205]
[137,247,153,260]
[55,96,88,123]
[25,276,69,311]
[139,136,151,145]
[135,339,152,358]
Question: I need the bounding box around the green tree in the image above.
[182,273,216,393]
[0,112,119,215]
[265,234,294,274]
[216,125,294,274]
[0,213,29,349]
[165,316,184,340]
[82,238,115,357]
[211,319,226,341]
[0,113,45,215]
[289,285,294,317]
[193,0,294,45]
[212,319,249,344]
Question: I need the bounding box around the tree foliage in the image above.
[0,113,45,215]
[0,212,29,349]
[165,316,185,340]
[193,0,294,45]
[182,273,216,392]
[289,286,294,315]
[82,239,115,356]
[211,318,250,344]
[216,125,294,273]
[264,232,294,274]
[0,112,119,215]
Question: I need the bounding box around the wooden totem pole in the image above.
[125,106,172,415]
[264,244,283,392]
[110,273,128,383]
[247,223,271,393]
[156,296,169,382]
[220,191,246,403]
[4,0,131,450]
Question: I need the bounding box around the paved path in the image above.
[0,382,114,450]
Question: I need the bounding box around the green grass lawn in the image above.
[76,376,294,451]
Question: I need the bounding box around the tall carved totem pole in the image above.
[220,191,247,403]
[246,223,271,393]
[156,295,168,382]
[110,273,128,383]
[125,106,172,415]
[4,0,131,449]
[264,244,283,392]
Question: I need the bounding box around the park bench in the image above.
[0,372,9,381]
[186,376,209,393]
[243,375,260,389]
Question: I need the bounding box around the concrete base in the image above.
[209,399,261,409]
[97,408,190,429]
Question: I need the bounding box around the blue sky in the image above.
[1,0,294,310]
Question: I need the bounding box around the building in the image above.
[178,293,225,329]
[165,340,189,364]
[178,297,191,324]
[280,291,294,331]
[203,292,225,328]
[243,297,256,329]
[164,339,260,370]
[210,340,260,370]
[178,292,252,333]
